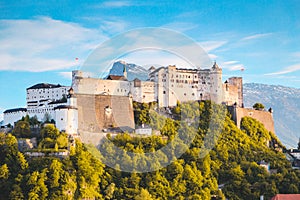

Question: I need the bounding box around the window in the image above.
[163,91,166,94]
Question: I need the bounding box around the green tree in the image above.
[0,164,9,179]
[12,121,31,138]
[253,103,265,110]
[135,189,153,200]
[29,115,40,127]
[41,124,60,139]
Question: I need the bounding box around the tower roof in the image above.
[27,83,65,90]
[212,61,220,69]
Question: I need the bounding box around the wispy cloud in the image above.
[58,72,72,80]
[292,52,300,58]
[241,33,273,41]
[221,60,245,71]
[99,1,134,8]
[265,63,300,75]
[0,17,106,72]
[100,19,128,34]
[199,41,227,52]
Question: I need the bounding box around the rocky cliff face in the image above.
[109,61,149,81]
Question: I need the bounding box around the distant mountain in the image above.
[243,83,300,148]
[109,61,149,81]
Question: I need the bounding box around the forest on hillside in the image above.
[1,101,300,200]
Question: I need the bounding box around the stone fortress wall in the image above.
[76,94,134,133]
[228,106,275,133]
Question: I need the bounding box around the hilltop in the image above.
[1,101,299,199]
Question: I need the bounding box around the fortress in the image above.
[72,62,243,108]
[3,61,274,135]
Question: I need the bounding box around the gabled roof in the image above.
[4,108,27,113]
[27,83,66,90]
[271,194,300,200]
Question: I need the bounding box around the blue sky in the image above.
[0,0,300,120]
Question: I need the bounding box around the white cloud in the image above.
[241,33,273,41]
[208,54,217,60]
[199,41,227,52]
[58,72,72,80]
[100,1,133,8]
[100,20,128,34]
[0,17,106,72]
[265,63,300,76]
[221,60,245,71]
[292,52,300,58]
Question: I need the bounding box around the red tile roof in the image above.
[271,194,300,200]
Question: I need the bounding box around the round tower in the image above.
[210,61,223,104]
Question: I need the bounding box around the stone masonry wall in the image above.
[228,106,275,133]
[76,94,134,133]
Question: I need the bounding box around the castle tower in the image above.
[54,87,78,134]
[228,77,243,107]
[210,61,223,104]
[72,70,83,92]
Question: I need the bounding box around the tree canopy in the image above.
[0,101,299,200]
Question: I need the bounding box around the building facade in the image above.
[72,62,242,108]
[3,62,243,135]
[3,83,72,130]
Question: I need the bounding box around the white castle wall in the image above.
[72,62,240,108]
[3,110,27,126]
[55,107,78,134]
[130,80,156,103]
[27,86,69,108]
[73,77,131,96]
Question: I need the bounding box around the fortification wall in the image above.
[76,94,134,133]
[228,106,275,133]
[223,84,239,106]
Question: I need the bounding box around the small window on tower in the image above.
[61,118,63,121]
[163,91,166,94]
